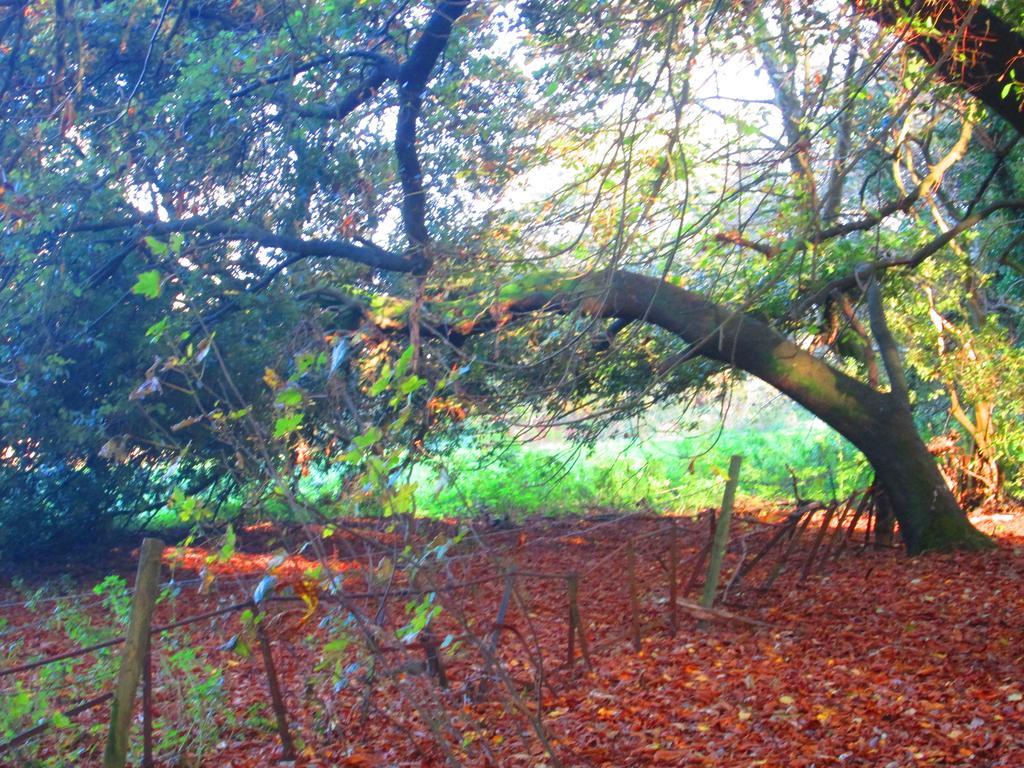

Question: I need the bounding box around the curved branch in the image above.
[790,198,1024,317]
[70,215,415,273]
[857,0,1024,137]
[281,53,399,120]
[446,270,889,442]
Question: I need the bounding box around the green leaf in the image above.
[369,364,392,396]
[131,270,162,299]
[144,236,168,256]
[353,426,382,450]
[218,524,236,562]
[323,635,351,657]
[394,345,416,377]
[275,388,302,407]
[145,316,169,340]
[234,637,251,658]
[398,375,427,395]
[273,413,303,438]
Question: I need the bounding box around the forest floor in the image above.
[2,504,1024,767]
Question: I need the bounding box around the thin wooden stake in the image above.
[668,520,678,638]
[142,646,153,768]
[253,606,296,761]
[761,508,815,592]
[103,537,164,768]
[489,572,515,655]
[565,578,576,673]
[834,488,873,560]
[421,629,449,689]
[683,539,713,594]
[732,509,805,588]
[479,571,516,694]
[627,542,641,651]
[800,503,837,581]
[701,455,742,611]
[566,573,591,672]
[818,497,856,568]
[864,492,876,546]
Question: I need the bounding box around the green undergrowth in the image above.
[136,402,872,530]
[404,424,869,520]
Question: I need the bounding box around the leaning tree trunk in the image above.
[539,270,995,554]
[841,398,991,553]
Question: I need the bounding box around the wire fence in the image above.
[0,490,879,765]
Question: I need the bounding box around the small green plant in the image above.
[0,577,134,766]
[93,575,132,623]
[241,701,278,734]
[154,638,231,762]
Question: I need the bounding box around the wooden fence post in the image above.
[488,571,516,656]
[103,537,164,768]
[421,629,449,689]
[480,571,516,694]
[565,577,576,673]
[701,455,742,611]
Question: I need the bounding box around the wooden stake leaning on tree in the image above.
[103,538,164,768]
[761,507,816,592]
[833,487,874,560]
[800,502,838,581]
[817,492,859,569]
[701,455,743,614]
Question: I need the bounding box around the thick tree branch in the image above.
[438,270,888,443]
[280,53,399,120]
[394,0,470,262]
[71,215,416,273]
[857,0,1024,137]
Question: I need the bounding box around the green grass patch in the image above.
[407,422,869,520]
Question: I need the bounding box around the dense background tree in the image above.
[4,0,1024,558]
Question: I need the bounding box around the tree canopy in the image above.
[4,0,1024,558]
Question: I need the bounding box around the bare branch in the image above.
[790,198,1024,317]
[70,215,415,273]
[280,53,399,120]
[866,275,909,406]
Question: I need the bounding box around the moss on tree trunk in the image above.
[589,271,994,554]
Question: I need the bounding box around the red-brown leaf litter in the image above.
[2,505,1023,767]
